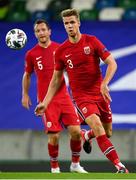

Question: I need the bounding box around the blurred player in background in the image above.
[21,19,87,173]
[35,9,129,173]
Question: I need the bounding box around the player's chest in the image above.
[33,51,54,70]
[63,45,96,68]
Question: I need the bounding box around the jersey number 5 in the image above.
[37,61,43,70]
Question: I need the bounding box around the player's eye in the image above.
[41,28,46,31]
[35,30,40,33]
[70,21,75,24]
[64,22,68,25]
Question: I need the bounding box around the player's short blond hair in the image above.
[61,8,80,20]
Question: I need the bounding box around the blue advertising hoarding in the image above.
[0,21,136,130]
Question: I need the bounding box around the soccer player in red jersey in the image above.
[22,19,87,173]
[35,10,129,173]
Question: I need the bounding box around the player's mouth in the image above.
[69,30,75,35]
[40,36,46,39]
[69,29,74,33]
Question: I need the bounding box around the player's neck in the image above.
[39,39,51,48]
[69,33,82,44]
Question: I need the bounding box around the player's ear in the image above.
[78,20,81,27]
[49,29,51,36]
[34,32,38,39]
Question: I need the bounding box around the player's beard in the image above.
[39,37,47,43]
[39,36,50,45]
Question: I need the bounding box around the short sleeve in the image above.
[25,51,34,73]
[93,36,111,61]
[54,49,65,71]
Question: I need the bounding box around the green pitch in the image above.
[0,173,136,179]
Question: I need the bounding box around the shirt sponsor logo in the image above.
[84,46,91,55]
[82,107,87,114]
[36,56,42,60]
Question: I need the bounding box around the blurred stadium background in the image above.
[0,0,136,172]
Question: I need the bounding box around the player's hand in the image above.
[34,102,46,116]
[100,82,112,102]
[22,94,32,110]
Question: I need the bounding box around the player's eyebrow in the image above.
[64,21,76,25]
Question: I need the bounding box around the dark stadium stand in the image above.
[0,0,136,22]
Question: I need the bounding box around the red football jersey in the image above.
[25,41,67,101]
[55,34,111,103]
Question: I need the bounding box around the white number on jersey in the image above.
[37,60,43,70]
[67,59,73,68]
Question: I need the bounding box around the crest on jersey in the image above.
[82,107,87,114]
[84,46,91,55]
[47,122,52,128]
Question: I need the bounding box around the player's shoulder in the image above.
[26,44,39,56]
[51,41,60,46]
[83,34,98,41]
[55,39,69,53]
[51,41,60,48]
[25,44,41,61]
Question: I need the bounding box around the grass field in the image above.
[0,173,136,179]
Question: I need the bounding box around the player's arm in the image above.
[35,69,63,116]
[22,72,32,109]
[101,54,117,102]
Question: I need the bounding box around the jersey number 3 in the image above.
[67,59,73,68]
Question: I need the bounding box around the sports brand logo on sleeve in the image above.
[102,48,108,53]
